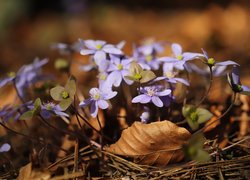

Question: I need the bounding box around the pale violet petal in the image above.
[152,96,163,107]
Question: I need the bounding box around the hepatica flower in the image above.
[0,143,11,153]
[138,39,165,55]
[159,43,201,70]
[125,61,156,84]
[0,58,48,97]
[79,87,117,118]
[201,49,239,68]
[186,63,227,77]
[132,86,171,107]
[155,63,189,86]
[40,102,69,119]
[227,66,250,95]
[50,78,76,111]
[106,55,133,87]
[80,39,123,66]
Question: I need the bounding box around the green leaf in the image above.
[50,86,64,101]
[183,133,210,162]
[140,70,156,83]
[182,105,193,117]
[187,118,199,130]
[65,79,76,98]
[129,61,142,75]
[19,110,34,120]
[59,98,72,111]
[34,98,41,109]
[195,149,210,162]
[196,107,213,124]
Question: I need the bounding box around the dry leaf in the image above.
[17,163,50,180]
[105,120,191,166]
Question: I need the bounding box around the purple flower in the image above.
[140,111,150,124]
[159,43,202,70]
[0,73,15,88]
[138,39,165,55]
[132,86,171,107]
[185,63,227,77]
[40,102,69,119]
[79,87,117,117]
[0,102,32,122]
[227,66,250,95]
[0,143,11,153]
[0,58,48,98]
[80,39,123,66]
[154,63,189,86]
[201,49,239,67]
[106,55,133,87]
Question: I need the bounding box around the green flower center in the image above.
[145,55,153,62]
[7,71,16,78]
[46,105,53,110]
[99,74,107,80]
[117,64,123,70]
[61,91,69,99]
[134,73,142,80]
[236,84,243,92]
[96,44,102,50]
[93,93,100,100]
[207,58,215,66]
[176,55,183,60]
[190,111,199,123]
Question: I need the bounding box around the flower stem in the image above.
[195,66,213,108]
[193,92,237,136]
[0,120,68,153]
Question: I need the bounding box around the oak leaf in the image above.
[105,120,191,166]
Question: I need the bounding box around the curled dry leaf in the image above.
[17,163,50,180]
[105,120,191,166]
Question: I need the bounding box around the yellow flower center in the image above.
[93,93,100,100]
[134,73,142,80]
[99,74,107,80]
[145,55,153,62]
[7,71,16,78]
[96,44,102,50]
[117,64,123,70]
[207,58,215,65]
[61,91,69,99]
[176,55,183,60]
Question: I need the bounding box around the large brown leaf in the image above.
[105,120,191,166]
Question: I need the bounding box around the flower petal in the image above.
[94,51,106,65]
[98,100,109,109]
[241,85,250,95]
[216,60,239,66]
[152,96,163,107]
[84,40,98,50]
[156,89,171,96]
[90,101,98,118]
[172,43,182,56]
[80,49,95,55]
[103,45,123,54]
[132,94,150,104]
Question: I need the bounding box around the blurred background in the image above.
[0,0,250,76]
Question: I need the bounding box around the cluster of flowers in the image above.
[0,39,250,153]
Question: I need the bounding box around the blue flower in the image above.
[0,58,48,99]
[154,63,190,86]
[79,87,117,118]
[159,43,202,70]
[0,143,11,153]
[227,66,250,95]
[40,102,69,119]
[106,55,133,87]
[80,39,123,66]
[201,49,239,67]
[132,86,171,107]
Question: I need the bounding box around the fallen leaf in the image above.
[105,120,191,166]
[17,163,50,180]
